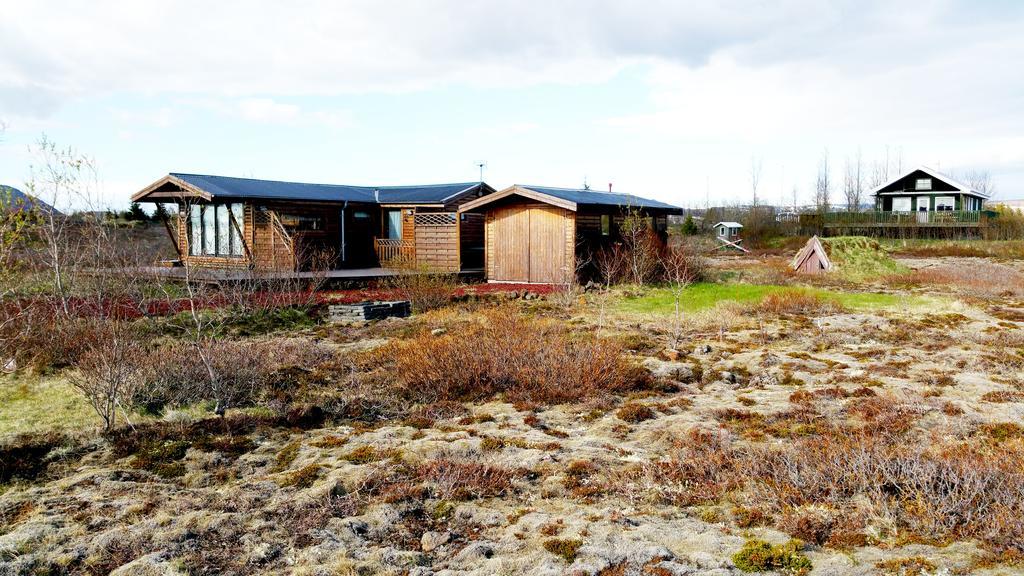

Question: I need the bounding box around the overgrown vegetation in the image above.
[820,236,907,281]
[369,307,649,404]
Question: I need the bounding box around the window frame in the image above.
[935,196,956,212]
[187,202,245,258]
[600,214,611,236]
[915,178,932,191]
[892,197,912,212]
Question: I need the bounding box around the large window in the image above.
[188,203,245,257]
[935,196,955,211]
[600,214,611,236]
[915,178,932,191]
[892,197,912,212]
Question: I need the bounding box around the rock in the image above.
[642,358,694,382]
[421,530,452,552]
[660,348,682,361]
[431,328,447,336]
[720,371,738,385]
[453,541,495,562]
[748,372,779,387]
[247,542,281,565]
[109,551,183,576]
[695,344,713,355]
[346,519,370,536]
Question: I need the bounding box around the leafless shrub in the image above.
[385,264,458,312]
[67,321,152,430]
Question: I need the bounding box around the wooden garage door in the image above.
[488,204,571,283]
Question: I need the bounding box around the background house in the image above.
[713,221,743,239]
[132,173,494,272]
[821,166,990,235]
[872,166,987,215]
[459,185,680,283]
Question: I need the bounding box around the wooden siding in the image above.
[176,202,347,272]
[414,212,460,272]
[484,203,575,283]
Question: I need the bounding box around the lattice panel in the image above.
[414,212,457,226]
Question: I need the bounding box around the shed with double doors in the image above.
[459,185,680,284]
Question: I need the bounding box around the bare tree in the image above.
[24,137,92,316]
[660,244,704,347]
[814,149,831,213]
[619,208,663,286]
[961,169,996,198]
[843,151,864,211]
[749,156,763,208]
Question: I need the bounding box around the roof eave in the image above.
[131,174,213,203]
[459,185,578,213]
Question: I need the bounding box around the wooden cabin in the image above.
[459,185,680,283]
[131,174,494,272]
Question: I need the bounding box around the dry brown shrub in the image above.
[418,457,516,500]
[385,266,459,312]
[886,263,1024,298]
[982,390,1024,403]
[755,291,845,316]
[372,307,647,404]
[617,403,656,423]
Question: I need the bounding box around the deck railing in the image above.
[823,210,982,226]
[374,238,416,265]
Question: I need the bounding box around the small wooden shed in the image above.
[713,221,743,239]
[792,235,832,274]
[459,185,680,284]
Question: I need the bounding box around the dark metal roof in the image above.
[169,173,482,204]
[518,185,679,210]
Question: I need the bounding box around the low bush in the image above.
[732,539,811,575]
[616,403,655,423]
[886,263,1024,298]
[543,538,584,563]
[755,290,845,316]
[418,458,516,500]
[616,410,1024,554]
[371,307,648,404]
[385,266,459,313]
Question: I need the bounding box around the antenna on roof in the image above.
[583,176,590,191]
[477,162,486,182]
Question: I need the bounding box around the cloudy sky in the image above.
[1,0,1022,210]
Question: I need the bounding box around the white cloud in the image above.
[236,98,301,124]
[7,1,1002,115]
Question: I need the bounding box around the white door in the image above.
[917,197,929,223]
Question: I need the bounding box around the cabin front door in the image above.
[344,208,377,267]
[917,197,929,224]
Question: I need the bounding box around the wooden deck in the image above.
[823,210,983,228]
[134,265,484,283]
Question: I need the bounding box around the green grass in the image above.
[821,236,908,281]
[614,282,928,315]
[0,375,98,440]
